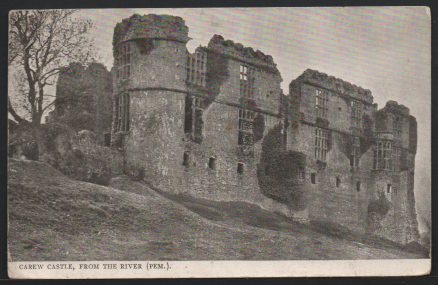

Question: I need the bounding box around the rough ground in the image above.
[8,159,425,261]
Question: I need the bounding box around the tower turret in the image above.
[111,14,191,187]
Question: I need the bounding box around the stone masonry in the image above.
[110,14,419,244]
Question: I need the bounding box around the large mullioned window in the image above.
[116,42,133,80]
[351,100,363,129]
[240,65,255,98]
[117,93,130,132]
[238,109,254,146]
[373,140,393,170]
[314,127,328,161]
[350,136,360,168]
[184,95,203,142]
[187,49,207,87]
[315,89,328,119]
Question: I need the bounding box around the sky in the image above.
[76,7,430,232]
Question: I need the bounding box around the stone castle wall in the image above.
[286,71,419,243]
[111,14,419,244]
[50,63,113,144]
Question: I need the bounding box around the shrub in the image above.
[368,191,391,217]
[21,141,39,161]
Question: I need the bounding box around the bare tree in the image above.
[8,10,94,127]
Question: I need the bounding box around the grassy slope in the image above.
[8,159,424,261]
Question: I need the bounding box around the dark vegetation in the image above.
[134,38,155,55]
[253,113,265,143]
[9,122,122,186]
[366,192,392,234]
[205,51,229,109]
[257,124,307,211]
[337,113,374,160]
[368,192,391,217]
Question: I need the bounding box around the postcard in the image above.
[7,7,431,278]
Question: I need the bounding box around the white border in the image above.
[8,259,431,279]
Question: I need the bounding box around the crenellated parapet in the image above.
[207,34,280,75]
[293,69,374,104]
[379,100,410,117]
[113,14,190,53]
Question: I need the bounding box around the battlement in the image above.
[380,100,410,117]
[293,69,374,104]
[207,34,280,74]
[113,14,190,47]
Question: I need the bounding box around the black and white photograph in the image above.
[6,6,431,278]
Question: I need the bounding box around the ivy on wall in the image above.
[253,113,265,143]
[204,51,229,109]
[366,191,391,233]
[257,123,307,211]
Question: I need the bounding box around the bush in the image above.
[21,141,39,161]
[368,191,391,217]
[34,123,123,186]
[127,166,145,181]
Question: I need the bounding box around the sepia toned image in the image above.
[7,7,431,278]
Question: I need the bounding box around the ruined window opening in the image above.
[373,140,392,170]
[187,49,207,87]
[351,100,363,129]
[350,136,360,168]
[117,93,130,132]
[299,167,306,182]
[387,184,392,194]
[314,128,328,161]
[356,181,361,192]
[265,165,270,175]
[184,96,193,133]
[238,109,254,146]
[208,156,216,170]
[311,173,316,184]
[240,64,255,98]
[116,41,132,80]
[183,151,190,167]
[315,89,328,119]
[336,177,341,188]
[184,95,203,142]
[237,162,244,175]
[393,116,402,135]
[104,133,111,147]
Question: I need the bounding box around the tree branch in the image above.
[8,97,29,124]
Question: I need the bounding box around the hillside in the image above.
[8,159,425,261]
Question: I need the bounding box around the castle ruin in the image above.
[110,14,419,244]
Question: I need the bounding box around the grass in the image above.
[8,158,426,261]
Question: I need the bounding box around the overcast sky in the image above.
[77,7,430,231]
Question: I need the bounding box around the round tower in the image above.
[112,14,190,189]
